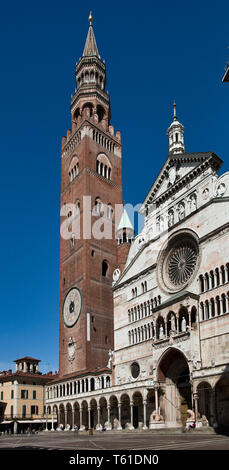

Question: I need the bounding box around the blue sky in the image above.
[0,0,228,373]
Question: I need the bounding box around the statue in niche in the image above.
[160,216,164,232]
[171,315,176,333]
[177,202,185,221]
[189,194,197,212]
[181,316,187,332]
[159,324,164,340]
[168,210,174,228]
[216,183,226,197]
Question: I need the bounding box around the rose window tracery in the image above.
[167,242,198,286]
[157,232,200,293]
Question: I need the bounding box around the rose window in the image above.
[158,233,199,293]
[167,242,198,286]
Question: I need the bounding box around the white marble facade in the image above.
[112,151,229,429]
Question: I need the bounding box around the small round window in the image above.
[131,362,140,379]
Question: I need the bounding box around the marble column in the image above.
[79,407,83,431]
[13,421,18,435]
[107,405,112,430]
[51,410,55,431]
[97,407,101,430]
[155,385,159,415]
[88,407,91,429]
[64,410,68,429]
[130,401,134,430]
[227,295,229,313]
[117,402,122,430]
[71,407,75,430]
[212,388,217,427]
[45,412,49,431]
[193,392,199,423]
[143,400,148,430]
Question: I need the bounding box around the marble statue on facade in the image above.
[159,325,164,340]
[181,316,187,332]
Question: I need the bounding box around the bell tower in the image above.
[167,102,185,154]
[59,13,123,378]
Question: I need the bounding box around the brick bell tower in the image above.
[59,13,123,378]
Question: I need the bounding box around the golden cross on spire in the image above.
[88,11,93,25]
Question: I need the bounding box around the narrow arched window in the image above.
[199,275,204,293]
[102,260,108,277]
[216,296,221,315]
[215,268,220,286]
[222,294,227,314]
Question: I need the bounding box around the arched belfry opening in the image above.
[157,348,191,427]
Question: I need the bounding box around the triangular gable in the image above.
[142,152,222,208]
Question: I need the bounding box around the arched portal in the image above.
[215,375,229,428]
[109,395,119,428]
[53,405,58,430]
[59,404,65,427]
[132,392,143,429]
[66,403,72,427]
[146,389,155,427]
[197,382,212,425]
[73,402,80,428]
[90,399,97,429]
[99,397,108,429]
[81,400,88,430]
[157,348,191,427]
[120,394,130,429]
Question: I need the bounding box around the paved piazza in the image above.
[0,431,229,451]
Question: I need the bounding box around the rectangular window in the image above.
[22,405,26,418]
[0,391,3,400]
[21,390,28,399]
[11,390,14,399]
[31,405,38,415]
[32,390,36,399]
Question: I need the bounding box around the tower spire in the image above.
[167,102,185,155]
[173,100,177,120]
[83,12,99,58]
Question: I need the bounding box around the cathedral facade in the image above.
[45,16,229,432]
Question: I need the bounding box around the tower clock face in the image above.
[63,287,82,327]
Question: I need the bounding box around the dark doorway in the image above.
[133,406,138,429]
[90,410,94,429]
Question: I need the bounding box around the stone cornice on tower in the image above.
[61,118,122,159]
[71,86,109,113]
